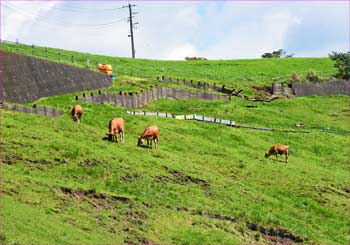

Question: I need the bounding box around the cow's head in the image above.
[264,153,269,158]
[137,137,144,146]
[108,133,114,141]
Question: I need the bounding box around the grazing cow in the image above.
[71,105,83,123]
[108,118,125,143]
[265,144,289,163]
[137,125,159,149]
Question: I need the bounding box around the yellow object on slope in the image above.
[98,64,112,76]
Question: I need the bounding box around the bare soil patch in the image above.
[154,166,209,189]
[247,222,304,243]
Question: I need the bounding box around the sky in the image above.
[1,1,349,60]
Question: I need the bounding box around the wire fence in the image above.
[0,39,101,72]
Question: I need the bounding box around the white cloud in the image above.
[202,10,302,59]
[1,1,348,60]
[165,43,197,60]
[2,1,61,40]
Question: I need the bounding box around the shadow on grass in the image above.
[137,144,152,149]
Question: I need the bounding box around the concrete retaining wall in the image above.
[0,50,112,103]
[291,80,350,96]
[2,103,64,117]
[77,86,230,108]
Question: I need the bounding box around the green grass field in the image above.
[1,41,337,95]
[1,46,350,244]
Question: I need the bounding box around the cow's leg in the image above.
[147,139,150,148]
[285,151,289,163]
[150,139,153,149]
[120,131,124,143]
[154,138,158,150]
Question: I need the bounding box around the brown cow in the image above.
[71,105,83,123]
[265,144,289,163]
[137,125,159,149]
[108,118,125,143]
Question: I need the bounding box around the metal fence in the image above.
[0,39,100,72]
[76,86,230,108]
[127,110,350,135]
[127,111,236,126]
[158,76,243,96]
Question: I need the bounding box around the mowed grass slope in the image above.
[1,42,337,93]
[1,47,349,243]
[1,93,350,243]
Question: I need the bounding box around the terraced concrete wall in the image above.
[0,50,112,103]
[77,86,230,108]
[292,80,350,96]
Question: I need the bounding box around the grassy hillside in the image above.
[2,94,350,244]
[1,46,349,244]
[0,41,337,94]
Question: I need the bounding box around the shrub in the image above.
[289,72,303,83]
[261,49,293,58]
[328,51,350,80]
[185,56,208,61]
[306,70,320,82]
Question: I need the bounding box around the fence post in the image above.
[32,44,35,55]
[45,47,48,58]
[86,59,90,68]
[72,55,75,64]
[58,52,61,62]
[16,39,19,52]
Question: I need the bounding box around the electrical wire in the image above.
[56,4,125,12]
[3,5,128,38]
[33,4,125,14]
[4,3,128,28]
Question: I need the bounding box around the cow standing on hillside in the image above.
[137,125,159,150]
[265,144,289,163]
[108,118,125,143]
[71,105,83,123]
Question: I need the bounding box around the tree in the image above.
[261,49,293,58]
[328,51,350,80]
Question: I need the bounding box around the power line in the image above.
[57,4,125,12]
[39,4,125,13]
[4,3,128,28]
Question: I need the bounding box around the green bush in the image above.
[328,51,350,80]
[289,72,303,83]
[306,70,320,82]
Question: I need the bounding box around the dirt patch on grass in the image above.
[60,187,130,204]
[59,186,150,243]
[2,155,51,165]
[154,166,209,188]
[78,159,101,167]
[120,173,143,183]
[247,222,304,243]
[315,185,350,198]
[163,204,305,243]
[2,155,24,164]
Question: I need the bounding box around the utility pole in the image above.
[123,3,138,59]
